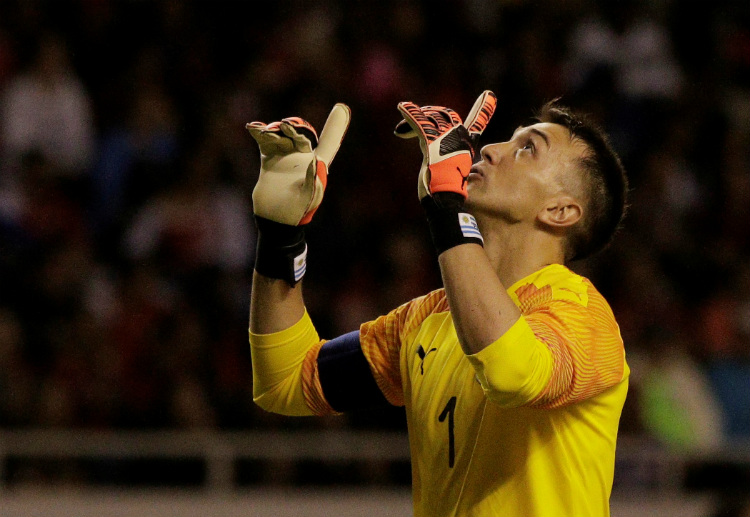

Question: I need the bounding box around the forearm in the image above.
[249,270,306,334]
[248,271,320,416]
[438,244,521,355]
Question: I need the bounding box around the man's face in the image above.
[466,122,585,223]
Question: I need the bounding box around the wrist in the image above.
[421,193,484,255]
[254,216,308,286]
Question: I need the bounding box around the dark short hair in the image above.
[536,101,629,261]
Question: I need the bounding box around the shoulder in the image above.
[510,264,605,312]
[360,288,449,340]
[512,265,622,348]
[415,288,450,314]
[399,288,450,332]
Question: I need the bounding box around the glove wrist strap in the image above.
[421,193,484,255]
[254,216,308,286]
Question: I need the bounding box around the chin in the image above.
[464,187,481,209]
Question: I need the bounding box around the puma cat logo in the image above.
[417,344,437,375]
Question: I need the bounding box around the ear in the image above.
[537,196,582,229]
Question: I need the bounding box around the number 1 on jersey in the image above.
[439,396,457,468]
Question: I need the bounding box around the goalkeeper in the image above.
[247,91,629,517]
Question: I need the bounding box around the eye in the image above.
[516,139,535,157]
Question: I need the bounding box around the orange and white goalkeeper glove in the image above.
[395,90,496,201]
[395,91,496,254]
[246,104,351,285]
[247,103,351,226]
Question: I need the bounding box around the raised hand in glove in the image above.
[394,92,497,254]
[246,104,351,285]
[247,104,351,226]
[395,90,496,201]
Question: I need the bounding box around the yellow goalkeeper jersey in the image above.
[252,264,628,517]
[357,264,626,517]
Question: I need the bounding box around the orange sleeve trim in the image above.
[358,289,449,407]
[300,341,341,416]
[360,323,405,407]
[527,297,625,408]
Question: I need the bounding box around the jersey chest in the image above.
[402,313,487,474]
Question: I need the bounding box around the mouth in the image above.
[468,164,484,178]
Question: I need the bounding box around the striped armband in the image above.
[421,193,484,255]
[254,216,308,286]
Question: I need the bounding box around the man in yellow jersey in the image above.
[246,91,629,517]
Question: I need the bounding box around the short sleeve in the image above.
[523,283,626,409]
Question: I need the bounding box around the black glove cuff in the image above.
[421,193,484,255]
[254,216,308,286]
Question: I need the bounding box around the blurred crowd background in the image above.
[0,0,749,489]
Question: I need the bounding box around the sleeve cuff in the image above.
[466,317,553,407]
[249,310,320,349]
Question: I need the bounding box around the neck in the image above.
[475,214,567,287]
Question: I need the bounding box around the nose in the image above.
[480,142,504,165]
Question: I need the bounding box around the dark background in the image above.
[0,0,748,491]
